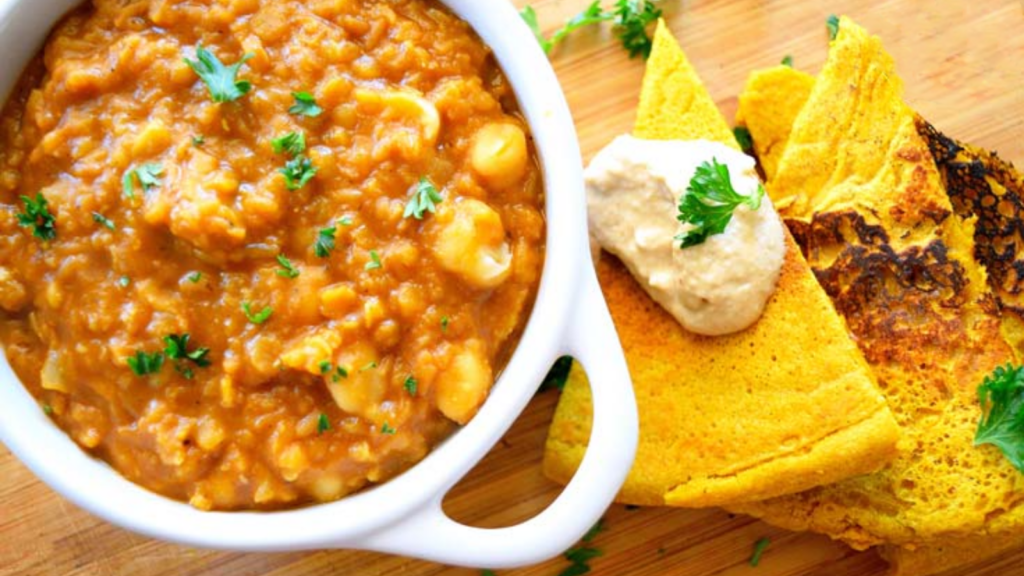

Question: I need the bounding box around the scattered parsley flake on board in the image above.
[184,45,253,103]
[827,14,840,40]
[520,1,661,59]
[403,177,444,220]
[676,157,764,248]
[540,356,574,392]
[975,364,1024,473]
[749,537,771,567]
[17,193,57,241]
[242,301,273,325]
[582,518,604,542]
[92,212,115,231]
[781,54,794,67]
[275,254,301,278]
[289,91,323,117]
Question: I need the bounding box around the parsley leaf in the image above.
[403,177,444,220]
[520,1,612,55]
[540,355,574,392]
[749,537,771,567]
[612,0,662,59]
[118,276,131,287]
[280,155,317,191]
[361,361,378,372]
[826,14,840,41]
[441,316,450,332]
[565,547,602,564]
[733,126,754,153]
[271,132,306,157]
[404,376,417,396]
[381,422,396,435]
[163,333,211,367]
[333,366,348,382]
[242,301,273,325]
[318,413,331,435]
[315,225,337,258]
[92,212,116,231]
[192,135,206,146]
[42,403,54,416]
[339,215,353,226]
[184,45,254,103]
[127,350,165,377]
[289,91,323,117]
[781,54,794,67]
[275,254,301,278]
[123,163,163,200]
[582,519,604,542]
[16,193,57,241]
[975,364,1024,473]
[186,271,202,283]
[675,157,765,249]
[365,250,382,271]
[319,360,332,374]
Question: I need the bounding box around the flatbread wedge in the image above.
[542,21,898,508]
[729,17,1021,551]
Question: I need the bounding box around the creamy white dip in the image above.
[586,135,786,336]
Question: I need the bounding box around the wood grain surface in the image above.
[3,1,1024,575]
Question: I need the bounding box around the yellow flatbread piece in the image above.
[730,17,1021,549]
[735,65,814,182]
[542,21,898,508]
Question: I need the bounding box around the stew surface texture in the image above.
[0,0,544,510]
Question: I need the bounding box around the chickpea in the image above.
[431,198,512,289]
[325,342,386,420]
[470,122,527,189]
[435,340,492,425]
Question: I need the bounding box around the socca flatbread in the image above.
[542,21,898,508]
[734,65,815,182]
[729,17,1021,549]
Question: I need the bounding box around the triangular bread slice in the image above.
[542,21,898,508]
[729,17,1018,549]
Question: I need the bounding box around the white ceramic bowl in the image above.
[0,0,638,568]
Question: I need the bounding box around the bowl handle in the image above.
[359,268,637,568]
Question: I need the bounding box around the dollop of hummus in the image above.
[585,135,786,336]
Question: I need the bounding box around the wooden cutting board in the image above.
[3,1,1024,574]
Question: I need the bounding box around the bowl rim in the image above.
[0,0,625,559]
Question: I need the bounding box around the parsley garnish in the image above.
[381,422,396,435]
[242,301,273,324]
[333,366,348,382]
[675,157,765,249]
[163,333,211,379]
[123,163,163,200]
[280,155,317,191]
[271,132,306,156]
[192,135,205,146]
[404,376,417,396]
[520,1,661,59]
[317,413,331,435]
[186,271,202,283]
[781,54,794,67]
[826,14,840,40]
[582,519,604,542]
[315,225,337,258]
[441,316,450,332]
[339,215,353,226]
[750,537,771,567]
[127,350,165,377]
[275,254,301,278]
[118,276,131,287]
[403,177,443,220]
[42,403,54,415]
[91,212,115,231]
[16,193,56,241]
[733,126,754,153]
[975,364,1024,473]
[319,361,332,374]
[184,45,253,103]
[365,250,382,271]
[540,355,574,392]
[360,361,378,372]
[554,518,605,576]
[289,91,323,117]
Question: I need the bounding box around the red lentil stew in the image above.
[0,0,545,510]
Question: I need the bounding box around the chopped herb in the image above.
[520,2,610,55]
[314,225,337,258]
[275,254,301,278]
[186,272,202,283]
[781,54,794,67]
[556,565,591,576]
[184,45,253,103]
[381,422,396,435]
[441,316,450,332]
[319,360,332,374]
[16,193,57,241]
[582,518,604,542]
[192,135,206,146]
[42,403,54,415]
[403,177,443,220]
[163,333,211,369]
[271,131,306,156]
[975,364,1024,473]
[118,276,131,287]
[122,163,163,200]
[365,250,382,271]
[676,157,765,248]
[733,126,754,153]
[339,215,353,226]
[750,537,771,567]
[92,212,116,231]
[565,547,602,564]
[279,155,317,191]
[404,376,418,396]
[540,356,574,392]
[481,571,497,576]
[521,1,662,59]
[127,350,165,377]
[360,361,378,372]
[242,301,273,325]
[317,413,331,435]
[333,366,348,382]
[826,14,840,40]
[289,91,323,117]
